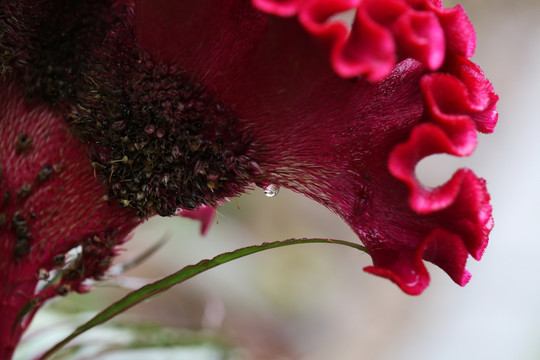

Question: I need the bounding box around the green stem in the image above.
[38,238,366,359]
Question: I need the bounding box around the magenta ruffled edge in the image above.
[252,0,476,81]
[388,55,497,216]
[252,0,498,294]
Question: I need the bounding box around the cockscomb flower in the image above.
[0,0,497,357]
[131,0,497,291]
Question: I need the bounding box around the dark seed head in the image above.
[55,284,70,296]
[1,191,11,207]
[52,163,63,173]
[53,254,66,267]
[15,226,30,239]
[15,133,32,154]
[171,145,181,159]
[14,238,30,258]
[37,268,50,280]
[17,183,33,198]
[67,13,258,218]
[12,211,25,224]
[144,124,154,135]
[0,0,115,104]
[64,263,84,280]
[37,165,54,182]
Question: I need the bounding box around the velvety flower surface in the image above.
[135,0,497,294]
[0,0,497,357]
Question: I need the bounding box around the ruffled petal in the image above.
[429,3,476,58]
[359,166,489,294]
[392,7,446,70]
[389,55,498,215]
[250,0,476,80]
[439,55,499,133]
[365,227,472,294]
[252,0,306,17]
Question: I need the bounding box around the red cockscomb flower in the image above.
[133,0,496,292]
[0,0,497,357]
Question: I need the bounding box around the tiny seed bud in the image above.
[37,268,50,280]
[56,284,71,296]
[15,133,33,153]
[17,183,32,198]
[53,254,66,267]
[37,165,53,182]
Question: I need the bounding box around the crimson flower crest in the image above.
[0,0,497,357]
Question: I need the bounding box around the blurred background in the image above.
[15,0,540,359]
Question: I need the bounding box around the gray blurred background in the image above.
[20,1,540,359]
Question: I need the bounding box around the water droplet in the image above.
[263,184,280,198]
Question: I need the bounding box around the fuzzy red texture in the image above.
[0,80,141,359]
[135,0,497,294]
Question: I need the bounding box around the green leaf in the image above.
[38,238,366,359]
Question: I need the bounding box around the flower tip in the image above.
[363,225,478,294]
[332,51,395,82]
[251,0,300,17]
[444,4,477,58]
[363,264,430,296]
[458,269,472,287]
[177,205,217,236]
[479,109,498,134]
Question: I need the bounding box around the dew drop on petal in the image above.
[263,184,280,198]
